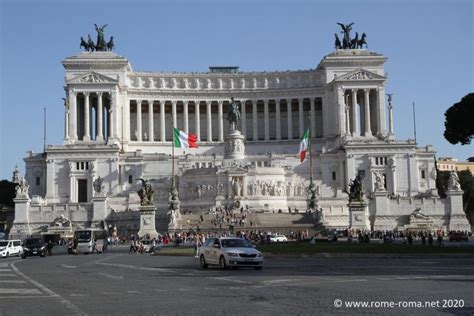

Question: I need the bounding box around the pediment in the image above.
[334,69,386,82]
[68,71,118,84]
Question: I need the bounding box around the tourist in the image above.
[437,234,443,246]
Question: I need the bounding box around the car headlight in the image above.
[227,252,239,257]
[40,246,46,250]
[257,253,263,257]
[23,248,29,251]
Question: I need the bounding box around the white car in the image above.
[0,240,23,258]
[199,237,263,270]
[270,235,288,243]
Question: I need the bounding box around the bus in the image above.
[73,228,108,254]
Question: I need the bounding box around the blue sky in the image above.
[0,0,473,180]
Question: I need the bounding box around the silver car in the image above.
[199,237,263,270]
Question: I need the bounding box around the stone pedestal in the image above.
[11,196,31,239]
[348,200,370,231]
[447,190,471,231]
[92,196,108,224]
[224,130,245,160]
[372,191,392,231]
[138,205,158,238]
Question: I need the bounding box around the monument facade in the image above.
[11,25,470,238]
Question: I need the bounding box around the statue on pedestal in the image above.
[93,176,105,196]
[347,174,364,202]
[448,171,462,191]
[15,177,29,198]
[227,97,241,131]
[138,178,154,206]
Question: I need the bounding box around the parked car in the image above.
[270,235,288,243]
[199,237,263,270]
[21,237,46,258]
[0,240,23,258]
[449,232,469,242]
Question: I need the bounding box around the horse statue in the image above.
[357,33,368,49]
[347,174,364,202]
[87,34,95,52]
[334,33,342,50]
[80,37,88,51]
[350,32,359,49]
[227,97,241,131]
[107,36,114,51]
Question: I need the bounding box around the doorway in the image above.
[78,179,88,203]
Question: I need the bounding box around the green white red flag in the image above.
[173,128,198,148]
[299,128,310,163]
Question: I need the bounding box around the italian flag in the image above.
[299,128,310,163]
[173,128,198,148]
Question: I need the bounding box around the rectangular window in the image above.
[332,171,336,181]
[421,170,426,179]
[36,177,40,186]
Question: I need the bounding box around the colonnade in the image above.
[128,98,323,143]
[341,87,386,137]
[66,91,114,142]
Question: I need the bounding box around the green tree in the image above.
[443,93,474,145]
[0,180,16,208]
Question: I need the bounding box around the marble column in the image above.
[351,89,359,136]
[310,98,316,138]
[206,101,212,141]
[387,94,394,135]
[97,92,104,141]
[252,100,258,141]
[148,99,154,142]
[275,99,281,140]
[64,101,69,140]
[264,99,269,140]
[172,100,177,129]
[241,100,246,136]
[287,99,293,140]
[69,90,77,140]
[110,91,118,140]
[337,87,346,136]
[195,101,201,141]
[136,99,142,141]
[160,100,166,142]
[377,87,387,135]
[218,100,224,142]
[84,92,91,141]
[363,89,371,137]
[298,98,304,138]
[184,100,189,135]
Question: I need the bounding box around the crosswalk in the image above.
[0,261,52,298]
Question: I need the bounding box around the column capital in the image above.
[97,91,103,97]
[351,88,358,93]
[136,99,142,104]
[298,97,304,102]
[148,99,154,104]
[84,91,90,97]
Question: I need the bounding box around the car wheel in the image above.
[21,255,27,259]
[219,256,227,270]
[6,252,9,258]
[200,255,208,269]
[254,266,263,270]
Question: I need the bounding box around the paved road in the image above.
[0,249,473,315]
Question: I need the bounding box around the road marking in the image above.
[0,268,12,272]
[376,278,391,281]
[178,288,192,291]
[97,262,175,273]
[98,272,123,280]
[70,294,89,297]
[0,288,42,294]
[127,290,141,294]
[154,289,169,292]
[0,280,27,284]
[332,279,368,283]
[61,264,77,269]
[0,274,16,277]
[10,261,88,316]
[102,292,121,295]
[209,277,253,284]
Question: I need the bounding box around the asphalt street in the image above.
[0,248,473,315]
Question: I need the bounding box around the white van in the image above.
[74,229,108,254]
[0,240,23,258]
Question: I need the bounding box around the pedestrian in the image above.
[437,234,443,246]
[47,240,53,256]
[129,237,136,254]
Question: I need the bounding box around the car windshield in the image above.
[0,241,8,247]
[221,239,253,248]
[75,231,92,242]
[25,239,43,246]
[141,240,151,244]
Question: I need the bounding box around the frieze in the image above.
[68,71,118,84]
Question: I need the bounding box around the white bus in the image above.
[73,228,108,254]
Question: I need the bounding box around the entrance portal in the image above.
[78,179,88,203]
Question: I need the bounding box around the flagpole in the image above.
[171,129,175,188]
